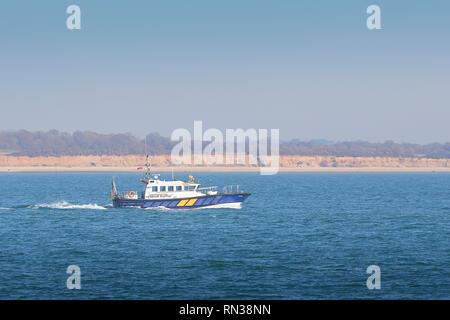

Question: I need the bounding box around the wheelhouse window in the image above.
[152,186,157,192]
[160,186,166,192]
[168,186,174,191]
[176,186,182,191]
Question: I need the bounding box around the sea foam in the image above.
[29,201,107,210]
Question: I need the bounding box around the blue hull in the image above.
[112,193,250,209]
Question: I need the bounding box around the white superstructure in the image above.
[143,175,205,199]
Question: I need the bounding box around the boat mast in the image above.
[144,135,151,181]
[145,154,151,181]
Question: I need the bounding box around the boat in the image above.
[110,156,251,209]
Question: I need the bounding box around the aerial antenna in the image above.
[144,135,151,181]
[145,134,149,157]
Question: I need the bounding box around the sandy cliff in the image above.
[0,155,448,170]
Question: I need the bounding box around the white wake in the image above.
[144,206,173,211]
[29,201,107,210]
[193,202,242,210]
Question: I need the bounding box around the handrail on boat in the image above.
[117,191,139,199]
[197,186,218,191]
[222,185,241,194]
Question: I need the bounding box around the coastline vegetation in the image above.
[0,130,449,159]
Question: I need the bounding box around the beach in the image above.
[0,155,449,173]
[1,166,450,173]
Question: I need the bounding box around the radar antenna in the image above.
[145,154,151,181]
[145,135,151,181]
[140,135,152,184]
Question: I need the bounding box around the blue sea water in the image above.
[0,172,449,299]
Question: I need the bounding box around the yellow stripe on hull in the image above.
[185,198,198,207]
[177,199,189,207]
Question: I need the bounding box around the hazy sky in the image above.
[0,0,449,143]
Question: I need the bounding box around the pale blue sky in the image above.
[0,0,449,143]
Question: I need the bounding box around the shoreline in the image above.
[1,166,450,173]
[1,154,449,173]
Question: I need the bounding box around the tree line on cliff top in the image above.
[0,130,449,159]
